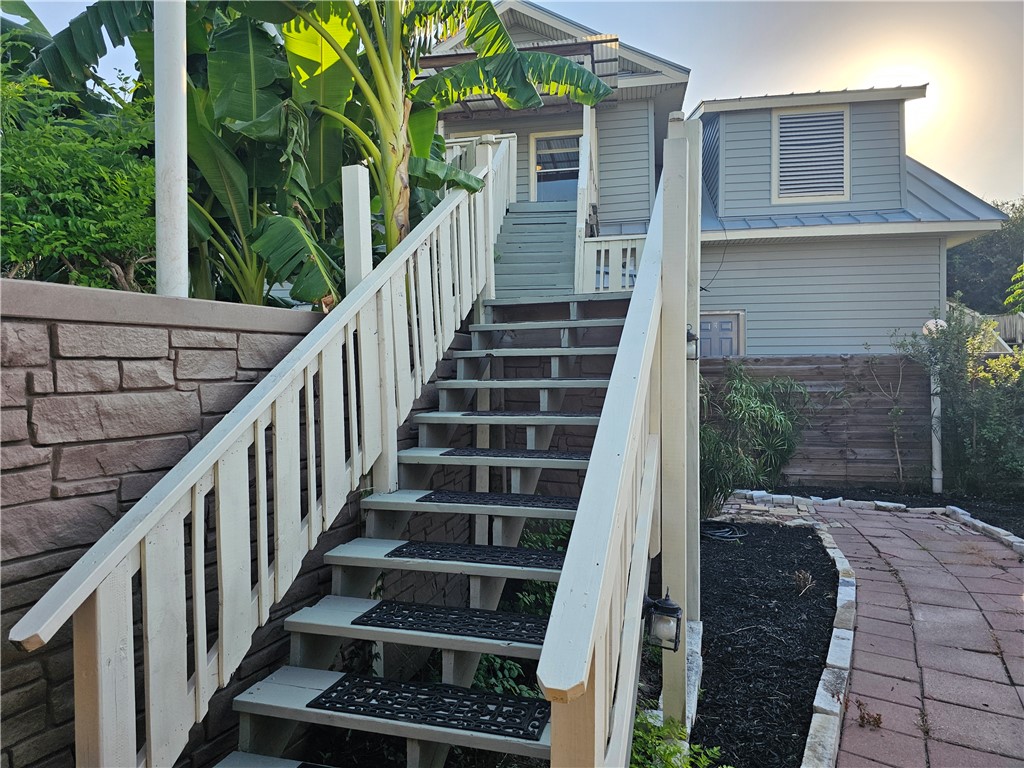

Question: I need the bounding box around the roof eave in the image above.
[690,85,929,118]
[700,219,1004,244]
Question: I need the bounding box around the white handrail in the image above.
[10,138,516,768]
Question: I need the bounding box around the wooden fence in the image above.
[701,355,932,489]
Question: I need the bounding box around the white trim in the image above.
[690,85,927,118]
[529,129,584,202]
[701,219,1002,244]
[771,104,850,205]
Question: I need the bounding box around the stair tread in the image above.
[414,410,600,425]
[215,753,322,768]
[286,596,547,655]
[324,538,562,580]
[484,292,632,306]
[435,378,610,389]
[470,318,625,331]
[234,667,551,758]
[360,489,579,519]
[454,346,616,358]
[397,446,590,468]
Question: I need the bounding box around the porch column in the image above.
[154,0,189,297]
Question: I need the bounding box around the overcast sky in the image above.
[22,0,1024,202]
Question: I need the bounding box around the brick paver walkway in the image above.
[811,503,1024,768]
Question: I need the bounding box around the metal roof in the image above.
[690,85,927,118]
[701,157,1006,241]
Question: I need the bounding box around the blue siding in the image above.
[700,114,720,212]
[720,101,903,217]
[596,100,653,225]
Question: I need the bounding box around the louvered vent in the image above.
[776,110,847,198]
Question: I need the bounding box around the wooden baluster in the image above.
[320,339,347,524]
[73,554,137,768]
[345,326,362,486]
[438,214,455,348]
[415,244,437,382]
[191,474,214,719]
[373,289,399,493]
[273,383,302,598]
[390,274,414,418]
[406,260,423,398]
[142,496,192,767]
[358,302,383,473]
[304,364,322,545]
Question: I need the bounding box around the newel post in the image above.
[475,137,497,303]
[343,165,373,294]
[660,114,701,724]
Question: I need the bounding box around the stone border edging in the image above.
[719,491,857,768]
[944,505,1024,555]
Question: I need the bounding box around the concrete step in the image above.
[233,667,551,759]
[324,538,562,581]
[397,446,590,470]
[286,595,545,658]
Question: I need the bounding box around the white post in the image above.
[343,166,373,294]
[930,375,943,493]
[475,137,496,302]
[660,115,691,724]
[154,0,189,297]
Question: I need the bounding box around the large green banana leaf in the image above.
[25,1,151,91]
[207,18,289,123]
[408,157,483,192]
[520,51,612,105]
[252,215,342,303]
[412,51,542,110]
[2,1,47,34]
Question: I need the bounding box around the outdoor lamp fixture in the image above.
[686,324,700,361]
[922,319,947,336]
[644,590,683,652]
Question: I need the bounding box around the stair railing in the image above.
[581,234,647,293]
[8,136,516,768]
[538,117,701,767]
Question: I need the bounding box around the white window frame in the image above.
[771,104,850,205]
[529,129,584,202]
[700,310,746,357]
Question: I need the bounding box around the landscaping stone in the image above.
[1,368,28,407]
[1,323,49,367]
[51,478,120,498]
[2,408,29,442]
[827,628,854,670]
[813,667,849,717]
[54,323,167,358]
[874,500,907,512]
[27,370,54,395]
[54,359,120,393]
[237,333,298,369]
[121,359,175,389]
[31,391,200,444]
[0,466,53,505]
[199,381,255,413]
[0,445,51,472]
[0,493,119,559]
[801,713,841,768]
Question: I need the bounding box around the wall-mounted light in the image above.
[922,319,947,336]
[644,590,682,652]
[686,324,700,361]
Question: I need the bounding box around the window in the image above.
[771,105,849,204]
[699,312,745,358]
[530,131,582,202]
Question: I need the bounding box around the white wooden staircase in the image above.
[8,120,703,768]
[224,293,628,767]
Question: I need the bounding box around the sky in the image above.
[18,0,1024,203]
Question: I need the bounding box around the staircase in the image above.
[494,201,577,299]
[223,292,630,767]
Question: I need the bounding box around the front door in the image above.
[531,132,582,201]
[700,312,744,358]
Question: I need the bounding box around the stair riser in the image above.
[328,558,561,582]
[363,499,578,521]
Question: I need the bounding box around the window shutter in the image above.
[776,110,846,197]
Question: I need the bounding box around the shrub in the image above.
[1,72,156,291]
[631,710,729,768]
[896,304,1024,497]
[699,363,809,518]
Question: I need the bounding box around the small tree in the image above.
[896,305,1024,497]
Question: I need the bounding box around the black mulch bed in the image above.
[689,523,837,768]
[777,484,1024,539]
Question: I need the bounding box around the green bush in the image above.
[699,363,809,518]
[1,73,156,291]
[896,304,1024,497]
[631,710,729,768]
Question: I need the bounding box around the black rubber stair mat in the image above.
[306,675,551,740]
[352,600,547,644]
[441,447,590,461]
[385,541,564,570]
[419,490,579,510]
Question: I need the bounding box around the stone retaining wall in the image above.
[0,280,469,768]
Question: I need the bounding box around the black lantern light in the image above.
[644,589,683,652]
[686,324,699,361]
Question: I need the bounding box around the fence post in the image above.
[343,166,373,294]
[930,375,943,493]
[684,118,702,626]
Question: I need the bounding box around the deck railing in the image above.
[9,137,516,768]
[581,234,647,293]
[537,117,701,767]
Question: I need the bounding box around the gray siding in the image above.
[446,100,654,226]
[701,113,720,211]
[596,100,652,226]
[699,236,943,354]
[719,101,903,217]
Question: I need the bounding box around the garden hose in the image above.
[701,523,748,541]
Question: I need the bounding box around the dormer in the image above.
[693,86,927,218]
